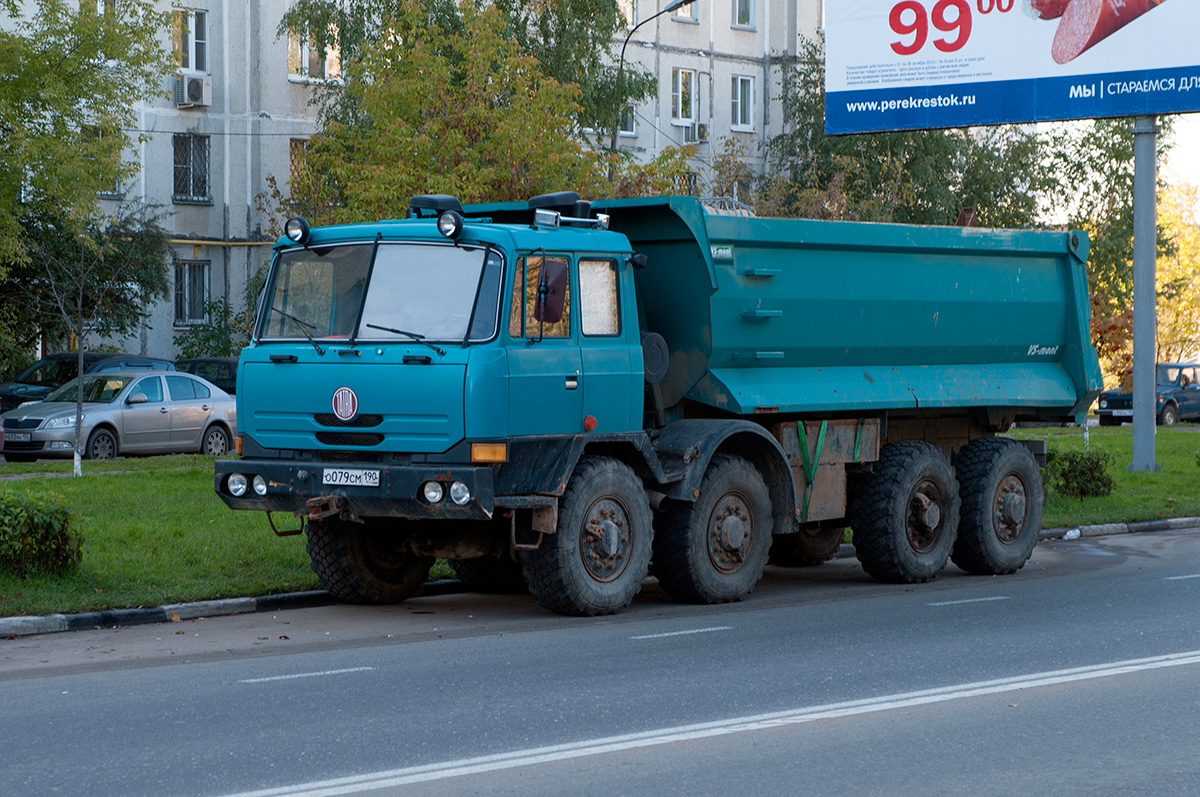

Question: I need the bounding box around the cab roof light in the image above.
[284,217,310,245]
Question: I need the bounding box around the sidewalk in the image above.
[3,518,1199,639]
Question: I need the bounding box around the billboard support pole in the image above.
[1128,114,1161,473]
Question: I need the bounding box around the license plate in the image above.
[1112,410,1133,417]
[322,468,380,487]
[6,432,30,442]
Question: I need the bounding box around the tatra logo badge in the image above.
[332,386,359,422]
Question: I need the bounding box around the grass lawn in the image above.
[1,426,1197,617]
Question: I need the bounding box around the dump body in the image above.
[595,196,1102,422]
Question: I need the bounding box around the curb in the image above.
[5,520,1200,639]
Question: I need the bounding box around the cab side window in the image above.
[508,255,571,338]
[579,258,620,337]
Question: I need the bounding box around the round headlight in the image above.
[437,210,464,239]
[253,475,267,496]
[423,481,444,503]
[228,473,248,497]
[1099,399,1107,409]
[450,481,471,505]
[284,216,311,244]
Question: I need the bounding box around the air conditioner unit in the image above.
[174,71,212,108]
[684,123,709,144]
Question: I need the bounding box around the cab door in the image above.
[506,254,584,436]
[578,256,641,433]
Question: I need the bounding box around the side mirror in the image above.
[127,392,148,405]
[628,254,648,270]
[534,260,569,324]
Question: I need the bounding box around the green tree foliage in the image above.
[761,36,1045,228]
[284,0,692,224]
[278,0,653,137]
[0,0,171,267]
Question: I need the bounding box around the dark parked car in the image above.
[0,352,175,413]
[175,357,237,395]
[1096,363,1200,426]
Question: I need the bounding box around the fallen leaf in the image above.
[170,613,181,622]
[279,635,290,640]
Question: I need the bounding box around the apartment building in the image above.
[99,0,822,358]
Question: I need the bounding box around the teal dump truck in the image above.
[215,193,1102,616]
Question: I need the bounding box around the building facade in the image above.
[102,0,823,359]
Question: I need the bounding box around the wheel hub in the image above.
[707,493,752,573]
[992,474,1028,543]
[906,481,944,553]
[581,500,631,583]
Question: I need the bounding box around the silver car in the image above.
[0,371,237,462]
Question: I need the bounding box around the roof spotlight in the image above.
[437,210,464,239]
[284,216,311,244]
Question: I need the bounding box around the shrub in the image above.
[0,491,82,576]
[1045,448,1115,499]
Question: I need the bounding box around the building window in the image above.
[173,9,208,72]
[288,28,341,81]
[175,261,210,327]
[674,1,698,21]
[731,75,753,128]
[618,0,636,26]
[84,125,123,198]
[619,106,636,136]
[671,68,696,124]
[173,133,211,203]
[733,0,753,27]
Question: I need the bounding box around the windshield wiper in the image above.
[270,306,325,355]
[365,324,446,356]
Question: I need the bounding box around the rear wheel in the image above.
[86,428,118,460]
[952,438,1043,575]
[202,425,230,456]
[653,455,772,603]
[519,456,652,616]
[306,517,432,604]
[851,441,959,584]
[769,526,844,567]
[448,557,527,594]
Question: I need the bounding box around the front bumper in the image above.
[214,458,494,521]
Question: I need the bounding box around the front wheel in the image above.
[952,438,1043,575]
[1159,404,1178,425]
[306,518,432,604]
[851,441,959,584]
[653,455,772,603]
[519,456,652,616]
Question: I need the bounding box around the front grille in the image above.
[322,451,384,464]
[315,432,384,447]
[1104,399,1132,410]
[3,441,45,452]
[3,418,43,430]
[314,413,383,428]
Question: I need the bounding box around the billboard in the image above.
[825,0,1200,134]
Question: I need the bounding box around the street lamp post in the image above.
[610,0,695,163]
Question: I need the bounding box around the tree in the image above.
[277,0,654,138]
[0,0,171,268]
[2,204,173,474]
[284,0,691,225]
[761,36,1047,228]
[1155,183,1200,363]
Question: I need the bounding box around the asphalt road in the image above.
[3,531,1200,796]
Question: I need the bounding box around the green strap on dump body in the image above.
[797,420,827,522]
[853,419,865,463]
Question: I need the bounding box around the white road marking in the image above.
[1166,574,1200,581]
[220,649,1200,797]
[239,667,375,684]
[927,596,1009,607]
[629,626,733,640]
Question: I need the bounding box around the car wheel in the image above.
[1158,404,1178,425]
[203,425,230,456]
[86,428,118,460]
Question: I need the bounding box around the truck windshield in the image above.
[260,242,503,343]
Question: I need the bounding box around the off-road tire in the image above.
[850,441,959,584]
[519,456,652,616]
[306,517,432,604]
[769,526,844,567]
[448,556,527,594]
[653,455,772,603]
[951,437,1043,575]
[86,428,118,460]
